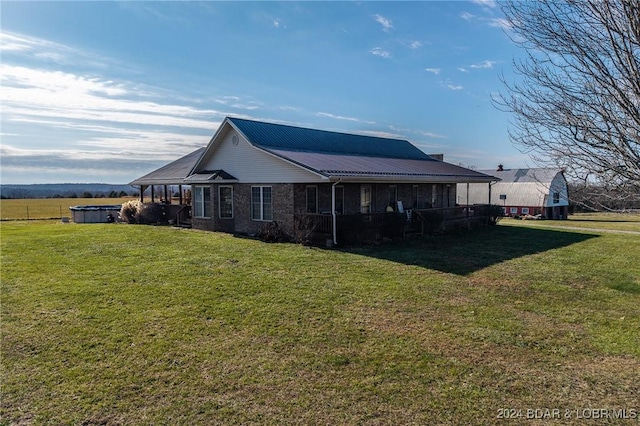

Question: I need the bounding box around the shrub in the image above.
[256,221,289,243]
[120,200,143,223]
[293,215,317,245]
[486,204,504,225]
[137,203,165,224]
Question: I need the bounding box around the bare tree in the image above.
[495,0,640,209]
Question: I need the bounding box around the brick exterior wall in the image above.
[192,182,458,236]
[228,183,295,236]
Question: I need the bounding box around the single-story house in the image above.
[456,167,570,219]
[130,117,498,243]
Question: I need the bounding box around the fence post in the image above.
[26,205,29,220]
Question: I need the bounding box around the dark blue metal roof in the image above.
[228,117,433,161]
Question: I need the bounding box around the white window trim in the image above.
[194,185,211,219]
[361,185,372,214]
[219,186,233,219]
[521,207,530,214]
[251,186,273,222]
[510,207,518,214]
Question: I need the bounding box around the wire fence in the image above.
[0,199,128,221]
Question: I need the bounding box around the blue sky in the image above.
[1,0,528,184]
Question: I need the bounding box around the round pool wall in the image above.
[69,205,121,223]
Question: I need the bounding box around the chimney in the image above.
[429,154,444,161]
[497,164,504,171]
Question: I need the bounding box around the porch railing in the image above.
[294,205,496,245]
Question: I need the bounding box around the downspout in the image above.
[332,179,342,246]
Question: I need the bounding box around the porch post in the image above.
[139,185,146,203]
[151,185,155,203]
[178,185,183,205]
[164,185,169,204]
[331,180,341,246]
[466,182,470,228]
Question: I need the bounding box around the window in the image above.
[334,186,344,214]
[219,186,233,219]
[412,185,419,209]
[388,186,397,210]
[553,192,560,204]
[360,185,372,214]
[521,207,530,214]
[431,184,438,207]
[306,186,318,213]
[194,186,211,218]
[510,207,518,214]
[251,186,272,221]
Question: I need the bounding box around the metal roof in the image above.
[457,168,568,206]
[478,168,562,183]
[183,169,237,183]
[129,147,205,186]
[268,149,496,182]
[130,117,498,186]
[228,117,432,160]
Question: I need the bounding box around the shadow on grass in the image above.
[342,225,599,276]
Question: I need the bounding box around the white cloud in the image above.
[458,67,469,73]
[470,60,497,69]
[409,40,423,49]
[441,79,463,91]
[373,14,394,32]
[425,68,441,75]
[489,18,511,29]
[370,47,391,59]
[460,12,475,21]
[357,130,404,139]
[472,0,497,8]
[316,112,375,125]
[1,65,224,129]
[419,131,447,139]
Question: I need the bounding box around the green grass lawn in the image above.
[0,198,134,221]
[1,221,639,425]
[502,212,640,233]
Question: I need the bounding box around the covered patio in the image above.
[128,148,205,226]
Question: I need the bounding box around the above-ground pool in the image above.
[69,205,122,223]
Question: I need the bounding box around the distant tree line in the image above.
[569,183,640,213]
[1,190,137,200]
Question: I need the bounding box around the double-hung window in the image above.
[251,186,272,221]
[194,186,211,218]
[553,192,560,204]
[219,186,233,219]
[306,186,318,213]
[360,185,372,214]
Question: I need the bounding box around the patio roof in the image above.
[129,148,205,186]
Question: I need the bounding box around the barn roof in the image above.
[457,168,568,206]
[479,168,561,183]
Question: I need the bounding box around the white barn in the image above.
[457,167,570,219]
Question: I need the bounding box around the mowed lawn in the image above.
[1,220,639,425]
[0,198,135,221]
